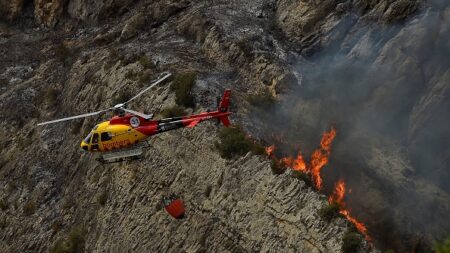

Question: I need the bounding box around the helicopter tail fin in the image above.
[218,90,231,127]
[218,89,231,113]
[219,115,231,126]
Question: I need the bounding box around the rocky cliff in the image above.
[0,0,448,252]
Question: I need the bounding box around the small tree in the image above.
[215,126,264,159]
[434,234,450,253]
[50,225,86,253]
[170,72,196,108]
[292,170,313,188]
[139,55,155,69]
[342,231,361,253]
[160,105,186,118]
[319,202,340,221]
[23,200,36,216]
[270,159,286,175]
[247,88,276,109]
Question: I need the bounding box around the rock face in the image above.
[67,0,134,22]
[0,0,447,252]
[0,35,374,252]
[0,0,24,20]
[34,0,65,27]
[263,0,450,251]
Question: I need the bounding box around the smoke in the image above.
[253,2,450,251]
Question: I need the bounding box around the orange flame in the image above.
[320,127,337,151]
[265,127,370,242]
[310,127,336,190]
[266,127,337,189]
[265,145,275,156]
[292,152,307,172]
[329,179,370,241]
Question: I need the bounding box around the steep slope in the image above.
[1,0,448,252]
[0,1,377,252]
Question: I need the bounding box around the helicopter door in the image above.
[91,133,99,151]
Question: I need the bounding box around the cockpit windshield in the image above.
[84,132,92,144]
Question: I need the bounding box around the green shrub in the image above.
[0,198,8,211]
[204,185,212,197]
[319,202,341,221]
[122,53,141,65]
[342,231,361,253]
[251,141,266,156]
[51,220,63,233]
[18,136,33,149]
[71,120,84,135]
[112,90,132,105]
[0,154,8,169]
[434,234,450,253]
[270,159,286,175]
[109,47,119,59]
[0,217,7,229]
[160,105,186,118]
[215,126,263,159]
[97,190,108,206]
[139,56,155,69]
[46,88,60,106]
[63,197,75,210]
[138,71,153,85]
[170,72,196,108]
[50,225,86,253]
[55,43,71,61]
[292,171,313,188]
[125,70,138,80]
[23,200,36,216]
[247,88,275,109]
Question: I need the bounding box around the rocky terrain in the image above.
[0,0,448,252]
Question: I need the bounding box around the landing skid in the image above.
[96,142,150,164]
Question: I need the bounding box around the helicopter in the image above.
[37,72,232,163]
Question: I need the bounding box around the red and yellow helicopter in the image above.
[37,73,232,163]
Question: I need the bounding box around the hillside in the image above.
[0,0,448,252]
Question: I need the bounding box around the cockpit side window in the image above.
[84,133,92,144]
[101,132,113,141]
[92,133,99,144]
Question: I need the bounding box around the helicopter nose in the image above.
[80,142,88,151]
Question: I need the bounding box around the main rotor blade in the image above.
[37,109,111,126]
[122,108,153,119]
[124,72,172,104]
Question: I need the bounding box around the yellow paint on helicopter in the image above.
[80,121,147,152]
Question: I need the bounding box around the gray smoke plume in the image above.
[254,2,450,251]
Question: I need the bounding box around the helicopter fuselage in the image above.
[80,110,231,152]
